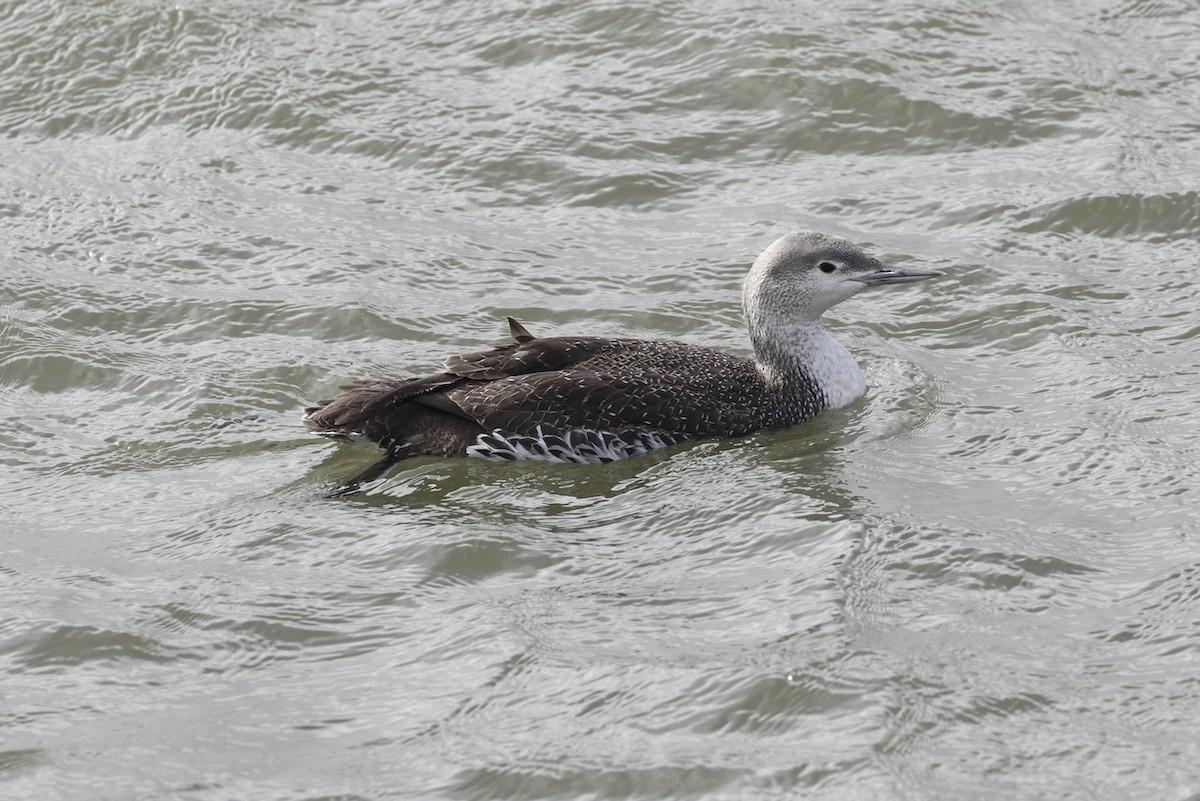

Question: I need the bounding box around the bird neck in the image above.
[747,315,866,410]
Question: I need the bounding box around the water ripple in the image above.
[5,0,1200,799]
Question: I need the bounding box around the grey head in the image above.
[743,231,943,325]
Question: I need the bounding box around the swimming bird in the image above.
[304,231,942,488]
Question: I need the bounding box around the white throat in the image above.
[797,322,866,408]
[752,318,866,409]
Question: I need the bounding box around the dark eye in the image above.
[818,262,837,273]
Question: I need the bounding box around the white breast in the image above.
[806,330,867,409]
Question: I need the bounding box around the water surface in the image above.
[3,1,1200,799]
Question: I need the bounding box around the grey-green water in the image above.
[4,1,1200,799]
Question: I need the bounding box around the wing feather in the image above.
[308,320,774,446]
[443,337,619,380]
[442,342,767,436]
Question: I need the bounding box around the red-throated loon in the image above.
[304,231,942,489]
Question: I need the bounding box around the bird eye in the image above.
[818,262,837,273]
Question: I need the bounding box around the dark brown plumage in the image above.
[304,231,942,489]
[304,316,822,460]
